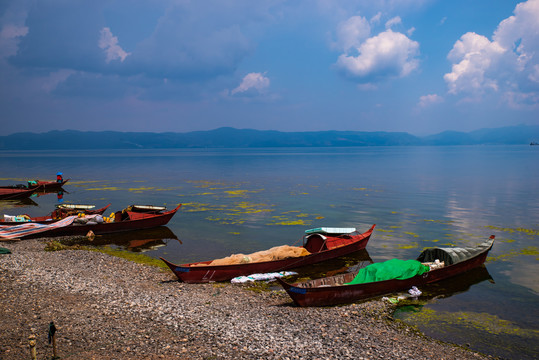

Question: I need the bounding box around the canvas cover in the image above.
[305,227,356,235]
[416,238,494,265]
[344,259,430,285]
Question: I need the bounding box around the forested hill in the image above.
[0,125,538,150]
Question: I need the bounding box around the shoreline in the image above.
[0,239,493,359]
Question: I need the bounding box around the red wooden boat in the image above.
[0,204,181,239]
[28,179,69,191]
[0,204,111,225]
[277,236,495,307]
[0,187,36,200]
[161,224,376,283]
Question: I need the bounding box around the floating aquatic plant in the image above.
[485,226,539,236]
[487,246,539,262]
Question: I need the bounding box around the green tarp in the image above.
[345,259,429,285]
[0,247,11,254]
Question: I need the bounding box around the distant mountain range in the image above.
[0,125,538,150]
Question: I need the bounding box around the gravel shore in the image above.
[0,239,493,360]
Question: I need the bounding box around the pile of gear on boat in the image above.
[1,204,165,225]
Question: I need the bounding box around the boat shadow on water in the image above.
[0,197,39,209]
[61,226,181,252]
[392,265,494,310]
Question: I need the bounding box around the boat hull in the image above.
[161,225,375,283]
[30,180,69,191]
[278,239,493,307]
[0,187,36,200]
[21,204,181,238]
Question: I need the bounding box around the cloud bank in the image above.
[444,0,539,108]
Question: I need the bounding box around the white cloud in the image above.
[0,24,28,58]
[98,27,130,63]
[0,24,28,39]
[370,12,382,25]
[444,32,504,94]
[335,29,419,82]
[418,94,443,107]
[231,72,270,95]
[335,16,371,52]
[385,16,401,29]
[41,69,76,93]
[444,0,539,106]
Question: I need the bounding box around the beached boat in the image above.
[0,204,181,239]
[161,224,376,283]
[0,187,36,200]
[277,236,494,307]
[0,204,111,225]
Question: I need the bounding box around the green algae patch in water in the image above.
[181,202,228,212]
[487,246,539,262]
[397,307,539,360]
[224,189,262,197]
[401,308,537,336]
[396,242,419,249]
[485,225,539,236]
[403,231,419,237]
[423,219,454,225]
[128,186,155,193]
[85,186,122,191]
[268,219,309,226]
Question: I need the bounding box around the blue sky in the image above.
[1,0,538,135]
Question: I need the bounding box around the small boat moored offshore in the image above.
[277,236,495,307]
[0,204,181,240]
[28,179,69,191]
[161,224,376,283]
[0,187,37,200]
[27,172,68,191]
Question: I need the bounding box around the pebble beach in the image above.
[0,239,494,360]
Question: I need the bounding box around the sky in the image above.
[1,0,538,136]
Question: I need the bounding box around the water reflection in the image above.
[30,188,66,199]
[393,265,493,311]
[0,197,38,209]
[70,226,181,252]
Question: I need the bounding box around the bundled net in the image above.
[193,245,311,266]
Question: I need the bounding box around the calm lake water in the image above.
[1,146,538,359]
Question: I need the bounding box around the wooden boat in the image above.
[0,187,36,200]
[28,179,69,191]
[161,224,376,283]
[0,204,181,239]
[0,204,111,225]
[277,236,495,307]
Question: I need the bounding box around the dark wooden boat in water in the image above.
[28,179,69,191]
[0,187,36,200]
[161,224,376,283]
[0,204,181,239]
[0,204,111,225]
[277,236,495,307]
